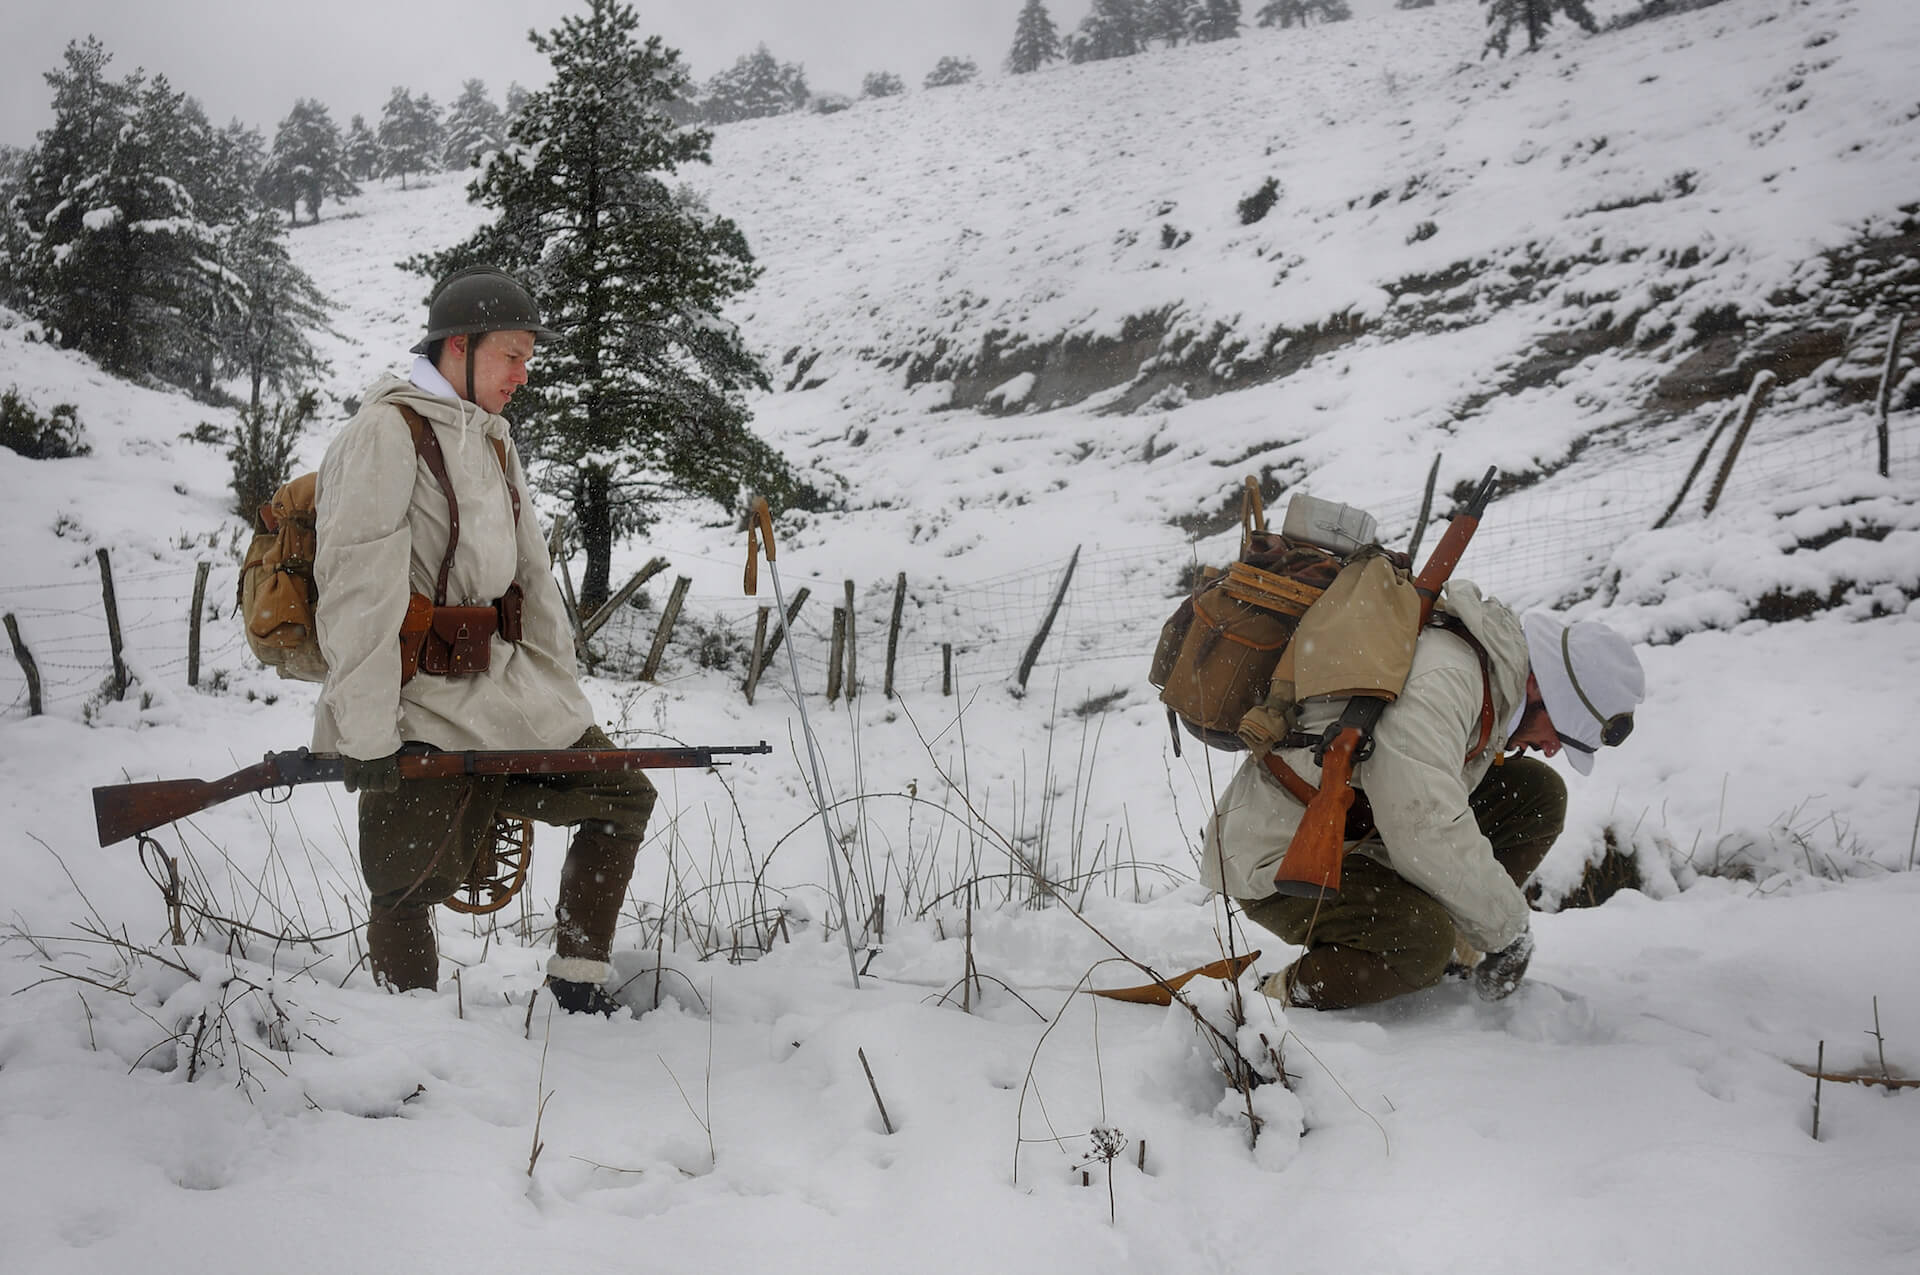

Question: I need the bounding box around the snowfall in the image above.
[3,1,1919,1271]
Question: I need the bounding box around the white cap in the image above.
[1522,612,1645,775]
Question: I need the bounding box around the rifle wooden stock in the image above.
[1269,468,1498,901]
[93,743,771,848]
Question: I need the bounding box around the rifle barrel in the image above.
[92,743,772,847]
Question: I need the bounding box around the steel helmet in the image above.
[409,265,561,354]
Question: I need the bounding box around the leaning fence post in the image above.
[187,560,210,688]
[1406,453,1442,561]
[96,548,127,701]
[827,607,847,702]
[4,613,43,716]
[760,585,811,670]
[1015,544,1080,693]
[580,556,670,642]
[884,572,906,699]
[1652,397,1742,530]
[1703,370,1777,516]
[639,576,692,682]
[744,605,770,705]
[1877,314,1905,479]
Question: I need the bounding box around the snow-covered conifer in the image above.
[1257,0,1352,26]
[861,71,906,98]
[923,56,979,89]
[1482,0,1598,55]
[260,98,358,224]
[377,88,442,188]
[417,0,809,611]
[1190,0,1244,41]
[1006,0,1064,74]
[343,114,381,182]
[442,79,506,171]
[1071,0,1149,63]
[703,45,810,124]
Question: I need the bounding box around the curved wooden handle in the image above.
[744,497,777,595]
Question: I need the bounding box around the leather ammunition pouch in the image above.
[396,406,526,686]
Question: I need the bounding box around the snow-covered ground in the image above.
[4,2,1919,1272]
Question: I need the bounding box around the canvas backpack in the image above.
[1149,479,1419,754]
[237,404,518,683]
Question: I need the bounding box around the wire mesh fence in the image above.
[4,405,1915,723]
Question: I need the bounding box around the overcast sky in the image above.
[3,0,1038,147]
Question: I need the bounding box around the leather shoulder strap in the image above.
[1429,612,1496,763]
[398,405,459,606]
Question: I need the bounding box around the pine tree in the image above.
[702,45,810,124]
[1190,0,1244,41]
[3,36,326,404]
[377,87,442,188]
[14,52,233,379]
[1070,0,1148,63]
[260,98,357,224]
[1482,0,1597,55]
[443,79,506,170]
[923,56,979,89]
[1144,0,1196,47]
[1006,0,1063,73]
[504,82,531,122]
[860,71,906,98]
[217,208,330,413]
[343,114,381,182]
[1256,0,1352,26]
[416,0,809,612]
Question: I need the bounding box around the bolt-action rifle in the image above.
[1268,467,1499,901]
[93,742,772,848]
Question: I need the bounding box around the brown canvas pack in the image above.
[238,405,517,683]
[1149,479,1416,753]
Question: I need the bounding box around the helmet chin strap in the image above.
[465,334,478,408]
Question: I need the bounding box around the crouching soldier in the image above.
[312,264,655,1015]
[1203,583,1645,1009]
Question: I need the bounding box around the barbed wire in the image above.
[2,410,1914,719]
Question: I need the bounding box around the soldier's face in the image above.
[455,331,535,414]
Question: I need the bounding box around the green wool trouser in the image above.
[1239,755,1567,1010]
[359,725,657,991]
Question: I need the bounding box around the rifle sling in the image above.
[1260,615,1496,838]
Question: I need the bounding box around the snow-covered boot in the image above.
[546,822,641,1013]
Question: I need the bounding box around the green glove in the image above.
[343,752,402,794]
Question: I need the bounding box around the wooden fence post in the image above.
[942,643,953,697]
[1703,370,1777,516]
[745,605,770,705]
[760,585,811,669]
[639,576,692,682]
[187,560,210,688]
[1406,453,1442,561]
[843,579,857,700]
[1015,544,1080,693]
[884,572,906,699]
[1877,314,1906,479]
[4,613,42,716]
[827,607,847,702]
[580,556,670,642]
[1652,398,1742,530]
[96,548,126,701]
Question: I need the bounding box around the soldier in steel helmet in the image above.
[311,265,653,1015]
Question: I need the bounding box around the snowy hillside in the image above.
[3,3,1919,1273]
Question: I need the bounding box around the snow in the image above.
[4,3,1920,1272]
